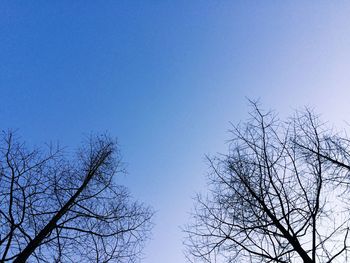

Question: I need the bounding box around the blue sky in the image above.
[1,2,350,262]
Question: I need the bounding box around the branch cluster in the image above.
[186,104,350,263]
[0,132,152,263]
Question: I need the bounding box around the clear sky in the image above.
[1,1,350,262]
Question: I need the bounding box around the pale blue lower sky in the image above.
[1,2,350,262]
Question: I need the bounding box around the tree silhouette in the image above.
[0,132,152,263]
[185,103,350,263]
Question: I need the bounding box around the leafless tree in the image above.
[185,103,350,263]
[0,132,152,263]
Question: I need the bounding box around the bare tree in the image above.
[185,103,350,263]
[0,132,152,263]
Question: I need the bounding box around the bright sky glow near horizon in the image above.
[1,2,350,262]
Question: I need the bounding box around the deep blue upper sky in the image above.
[2,2,350,262]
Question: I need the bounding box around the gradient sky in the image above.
[1,2,350,263]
